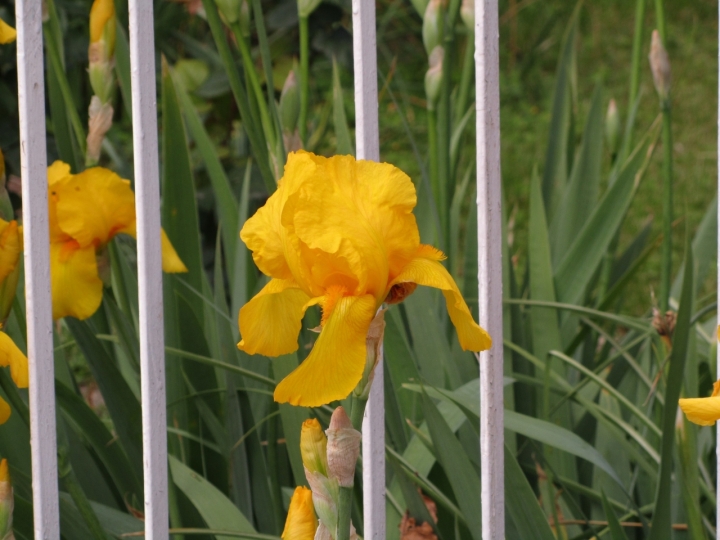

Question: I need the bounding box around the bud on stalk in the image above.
[460,0,474,30]
[605,99,620,157]
[649,29,671,103]
[424,46,444,110]
[325,407,361,488]
[422,0,444,55]
[297,0,322,18]
[86,96,114,167]
[88,0,116,104]
[0,459,14,540]
[280,69,301,134]
[282,487,318,540]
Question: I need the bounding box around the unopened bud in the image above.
[298,0,322,18]
[649,30,671,102]
[216,0,240,24]
[325,407,361,488]
[282,486,318,540]
[424,46,444,110]
[0,460,13,540]
[605,99,620,157]
[280,69,301,134]
[0,18,16,45]
[422,0,443,55]
[86,96,114,166]
[354,309,385,399]
[314,523,332,540]
[460,0,474,30]
[301,419,328,476]
[89,0,116,102]
[305,470,338,533]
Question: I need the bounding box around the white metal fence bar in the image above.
[351,1,384,538]
[15,0,61,537]
[475,0,505,537]
[128,0,169,537]
[716,1,720,533]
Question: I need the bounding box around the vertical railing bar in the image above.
[128,0,169,537]
[351,1,384,538]
[475,0,505,538]
[15,1,61,537]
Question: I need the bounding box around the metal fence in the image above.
[14,0,505,538]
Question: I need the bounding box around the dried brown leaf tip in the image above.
[652,307,676,348]
[399,492,438,540]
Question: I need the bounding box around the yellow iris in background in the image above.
[0,219,28,425]
[48,161,187,320]
[679,379,720,426]
[282,486,317,540]
[238,151,491,407]
[0,17,15,45]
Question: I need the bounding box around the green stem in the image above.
[299,16,310,145]
[659,102,673,312]
[454,34,474,126]
[230,22,277,153]
[628,0,646,115]
[59,449,107,540]
[427,108,440,218]
[654,0,666,42]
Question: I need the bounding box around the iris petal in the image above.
[238,279,312,357]
[121,223,188,273]
[50,241,103,320]
[0,396,9,425]
[679,397,720,426]
[274,293,376,407]
[390,245,491,352]
[0,332,28,388]
[0,18,16,45]
[0,221,21,284]
[282,487,317,540]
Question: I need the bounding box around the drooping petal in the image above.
[50,241,103,320]
[0,332,28,388]
[237,279,312,357]
[390,245,491,352]
[0,18,16,45]
[55,167,136,248]
[0,221,21,284]
[274,293,376,407]
[282,487,317,540]
[0,396,9,425]
[679,380,720,426]
[121,223,188,273]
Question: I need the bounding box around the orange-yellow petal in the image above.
[0,396,9,425]
[89,0,115,43]
[390,245,491,352]
[0,332,28,388]
[48,161,72,186]
[55,167,136,248]
[0,221,21,284]
[282,487,317,540]
[117,223,188,273]
[274,293,376,407]
[50,241,103,320]
[679,397,720,427]
[237,279,312,357]
[0,18,16,45]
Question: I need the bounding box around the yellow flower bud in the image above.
[282,487,317,540]
[0,17,16,45]
[89,0,116,103]
[325,407,361,488]
[90,0,115,46]
[0,459,13,539]
[301,419,328,476]
[649,29,671,103]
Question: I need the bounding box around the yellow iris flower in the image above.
[0,18,15,45]
[282,486,317,540]
[679,379,720,427]
[0,219,29,425]
[48,161,187,320]
[238,151,491,407]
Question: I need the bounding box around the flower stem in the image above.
[298,15,310,145]
[659,101,673,312]
[335,396,367,540]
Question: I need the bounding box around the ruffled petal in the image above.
[0,332,28,388]
[238,279,312,357]
[390,245,492,352]
[55,167,136,248]
[0,396,9,425]
[50,241,103,320]
[282,487,317,540]
[274,293,376,407]
[0,18,16,45]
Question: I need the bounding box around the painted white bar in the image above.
[15,1,61,538]
[475,0,505,538]
[128,0,169,537]
[352,1,384,538]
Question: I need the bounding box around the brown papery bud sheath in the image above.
[325,407,361,488]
